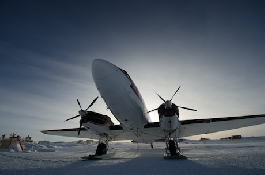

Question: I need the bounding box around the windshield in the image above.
[120,68,143,101]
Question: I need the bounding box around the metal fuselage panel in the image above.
[92,59,150,130]
[160,115,180,134]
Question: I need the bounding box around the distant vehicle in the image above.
[41,59,265,158]
[221,135,242,140]
[232,135,242,139]
[200,138,210,141]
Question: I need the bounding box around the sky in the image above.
[0,0,265,142]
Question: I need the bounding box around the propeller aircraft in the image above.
[41,59,265,159]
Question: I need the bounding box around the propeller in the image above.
[78,118,83,135]
[147,103,197,113]
[170,86,181,101]
[147,87,197,113]
[65,114,80,121]
[85,96,99,111]
[77,99,82,109]
[65,96,99,135]
[176,105,197,111]
[147,108,158,113]
[65,96,99,122]
[155,91,166,102]
[65,96,98,135]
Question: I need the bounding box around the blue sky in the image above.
[0,0,265,141]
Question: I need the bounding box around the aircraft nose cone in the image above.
[92,59,117,80]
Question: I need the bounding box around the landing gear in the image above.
[82,138,114,160]
[164,136,187,159]
[96,142,107,156]
[168,140,178,156]
[95,137,110,156]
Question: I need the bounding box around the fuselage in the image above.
[91,59,151,130]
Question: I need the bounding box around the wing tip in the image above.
[40,130,48,134]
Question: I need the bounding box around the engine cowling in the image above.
[158,101,180,133]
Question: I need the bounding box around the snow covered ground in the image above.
[1,137,265,175]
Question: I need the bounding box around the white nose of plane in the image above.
[92,59,117,80]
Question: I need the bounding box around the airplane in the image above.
[41,59,265,159]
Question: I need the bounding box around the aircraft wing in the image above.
[41,126,164,143]
[41,127,101,140]
[179,114,265,137]
[42,114,265,141]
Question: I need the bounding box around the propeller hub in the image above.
[78,110,86,116]
[165,100,172,109]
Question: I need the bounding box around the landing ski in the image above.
[81,151,116,161]
[81,155,102,160]
[164,154,187,160]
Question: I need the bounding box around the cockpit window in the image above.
[120,69,131,79]
[120,68,143,101]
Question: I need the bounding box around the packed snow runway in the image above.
[1,137,265,175]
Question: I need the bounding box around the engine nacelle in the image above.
[81,111,114,134]
[158,101,180,133]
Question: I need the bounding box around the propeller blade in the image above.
[155,92,166,102]
[178,106,197,111]
[170,86,181,101]
[85,96,99,111]
[77,99,82,109]
[147,108,158,113]
[65,114,80,121]
[78,119,83,135]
